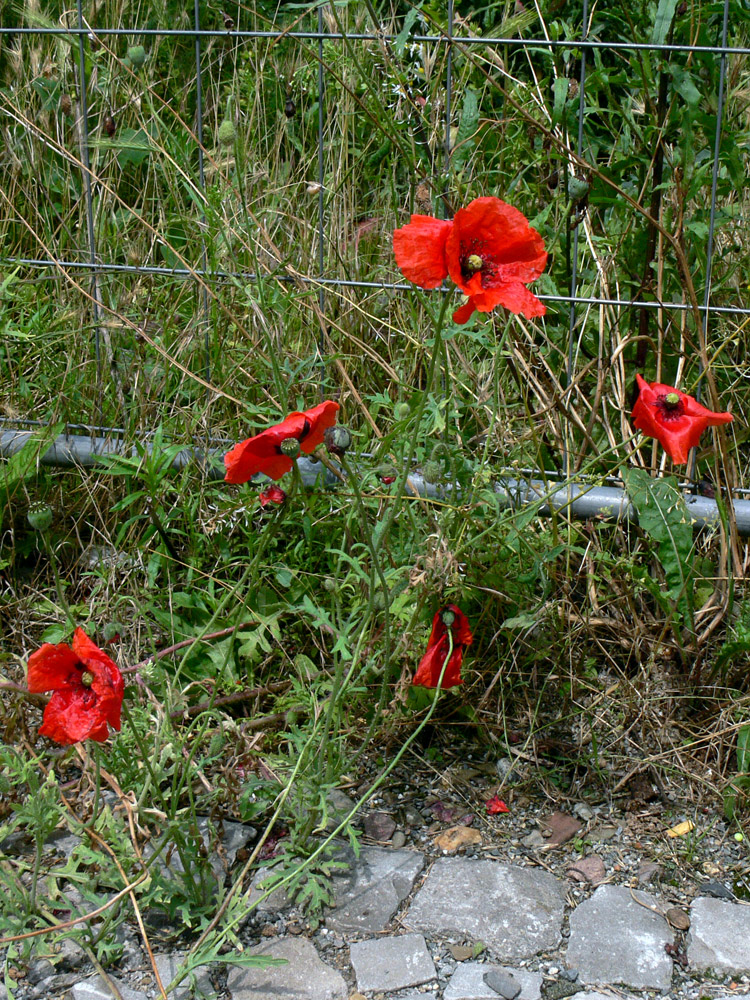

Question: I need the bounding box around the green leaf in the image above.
[551,76,570,127]
[737,723,750,774]
[671,66,701,108]
[113,127,153,167]
[650,0,679,46]
[622,467,695,627]
[452,88,479,169]
[394,5,422,56]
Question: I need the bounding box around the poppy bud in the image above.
[394,402,411,421]
[279,437,301,458]
[421,460,441,484]
[60,93,73,117]
[103,114,116,137]
[567,175,589,203]
[218,119,237,147]
[324,425,351,457]
[102,622,123,643]
[27,502,53,532]
[259,485,286,507]
[323,578,337,592]
[128,44,146,68]
[284,96,296,118]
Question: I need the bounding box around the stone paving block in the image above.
[565,884,672,989]
[326,845,425,934]
[226,936,347,1000]
[688,896,750,974]
[406,858,566,960]
[443,961,542,1000]
[349,933,436,992]
[151,952,216,998]
[69,977,147,1000]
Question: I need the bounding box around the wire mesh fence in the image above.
[0,0,747,492]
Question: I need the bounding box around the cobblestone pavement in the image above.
[9,816,750,1000]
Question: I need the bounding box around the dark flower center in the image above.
[656,392,684,421]
[460,240,497,286]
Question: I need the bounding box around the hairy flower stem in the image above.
[41,530,75,630]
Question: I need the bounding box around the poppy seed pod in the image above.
[567,175,590,203]
[127,44,146,68]
[218,119,237,147]
[421,460,441,484]
[324,424,351,457]
[27,502,53,532]
[279,437,301,459]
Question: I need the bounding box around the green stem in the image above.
[42,531,75,630]
[373,291,451,556]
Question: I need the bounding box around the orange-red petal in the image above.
[393,215,452,289]
[632,374,733,464]
[224,402,340,484]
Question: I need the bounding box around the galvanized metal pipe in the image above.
[1,428,747,533]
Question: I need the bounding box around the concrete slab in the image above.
[688,896,750,974]
[566,885,672,989]
[226,936,347,1000]
[349,933,436,992]
[443,962,542,1000]
[406,858,566,960]
[326,845,424,934]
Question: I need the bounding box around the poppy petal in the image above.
[485,282,546,318]
[296,400,340,453]
[394,215,452,289]
[224,402,340,483]
[413,639,464,688]
[452,299,477,325]
[27,643,80,693]
[632,375,733,464]
[39,688,111,745]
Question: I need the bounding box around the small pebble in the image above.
[483,969,521,999]
[391,830,407,849]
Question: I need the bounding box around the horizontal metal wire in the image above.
[2,25,749,56]
[7,258,749,316]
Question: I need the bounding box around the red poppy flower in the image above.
[26,628,124,745]
[224,401,340,483]
[486,795,510,815]
[393,196,547,324]
[259,485,286,507]
[631,374,733,465]
[413,604,473,689]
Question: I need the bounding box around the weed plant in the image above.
[1,0,750,991]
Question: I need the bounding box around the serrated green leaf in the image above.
[622,467,695,626]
